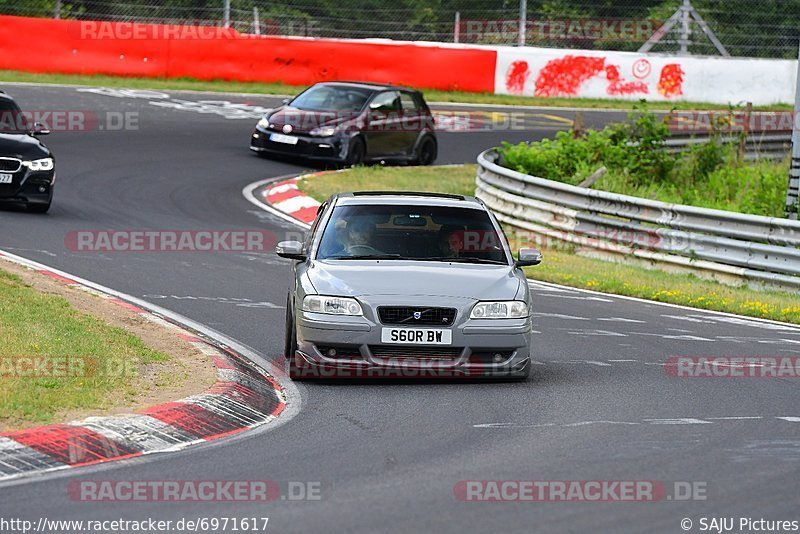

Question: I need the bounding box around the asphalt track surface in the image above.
[1,84,799,533]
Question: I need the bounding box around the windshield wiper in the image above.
[424,256,508,265]
[325,254,406,260]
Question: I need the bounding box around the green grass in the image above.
[298,165,476,201]
[0,268,170,427]
[297,164,800,324]
[0,70,791,111]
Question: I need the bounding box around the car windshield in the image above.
[290,85,372,112]
[316,203,509,264]
[0,99,27,134]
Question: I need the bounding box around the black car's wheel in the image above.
[27,200,51,214]
[345,137,365,166]
[414,136,437,166]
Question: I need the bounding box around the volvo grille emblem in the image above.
[413,311,422,320]
[282,124,293,134]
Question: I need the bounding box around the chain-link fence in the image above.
[1,0,798,58]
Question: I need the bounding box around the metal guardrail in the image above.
[660,130,792,161]
[476,148,800,291]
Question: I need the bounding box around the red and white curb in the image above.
[262,177,321,225]
[249,169,351,227]
[0,250,294,482]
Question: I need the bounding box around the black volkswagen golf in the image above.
[250,81,437,166]
[0,91,55,213]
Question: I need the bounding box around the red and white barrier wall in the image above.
[0,15,795,105]
[495,47,796,105]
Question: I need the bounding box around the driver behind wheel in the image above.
[342,218,381,255]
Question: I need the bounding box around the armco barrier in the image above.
[0,16,495,92]
[476,149,800,291]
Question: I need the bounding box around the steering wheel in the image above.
[346,244,382,255]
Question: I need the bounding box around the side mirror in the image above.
[276,240,306,261]
[32,122,50,136]
[281,98,291,105]
[515,248,542,267]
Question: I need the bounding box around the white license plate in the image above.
[381,327,452,345]
[0,173,12,184]
[269,133,298,145]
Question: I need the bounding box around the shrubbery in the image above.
[498,104,788,216]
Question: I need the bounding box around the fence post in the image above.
[53,0,61,19]
[454,11,460,43]
[787,44,800,219]
[253,7,261,35]
[223,0,231,28]
[518,0,526,46]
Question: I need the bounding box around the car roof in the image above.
[333,191,484,209]
[315,81,418,93]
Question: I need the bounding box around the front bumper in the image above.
[250,128,345,162]
[0,167,55,206]
[292,305,532,379]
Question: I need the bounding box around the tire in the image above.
[27,200,51,214]
[345,137,365,166]
[414,136,437,166]
[284,295,304,380]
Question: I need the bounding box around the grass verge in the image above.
[0,70,790,111]
[0,267,170,426]
[297,164,800,325]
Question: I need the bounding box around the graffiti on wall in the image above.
[504,55,684,99]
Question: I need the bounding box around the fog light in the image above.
[252,133,260,139]
[493,353,504,363]
[38,186,46,193]
[327,348,337,357]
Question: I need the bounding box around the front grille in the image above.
[378,306,457,326]
[0,158,21,172]
[369,345,462,360]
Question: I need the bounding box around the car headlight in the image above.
[257,117,270,129]
[309,126,336,137]
[470,300,528,319]
[302,295,363,316]
[22,158,54,171]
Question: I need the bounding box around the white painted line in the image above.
[529,280,800,331]
[539,294,614,302]
[531,312,588,320]
[643,418,714,425]
[776,417,800,422]
[608,359,638,362]
[597,317,647,323]
[707,416,763,420]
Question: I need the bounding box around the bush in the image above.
[497,103,788,216]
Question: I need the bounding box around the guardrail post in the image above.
[572,112,584,138]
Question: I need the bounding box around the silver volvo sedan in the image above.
[276,191,542,380]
